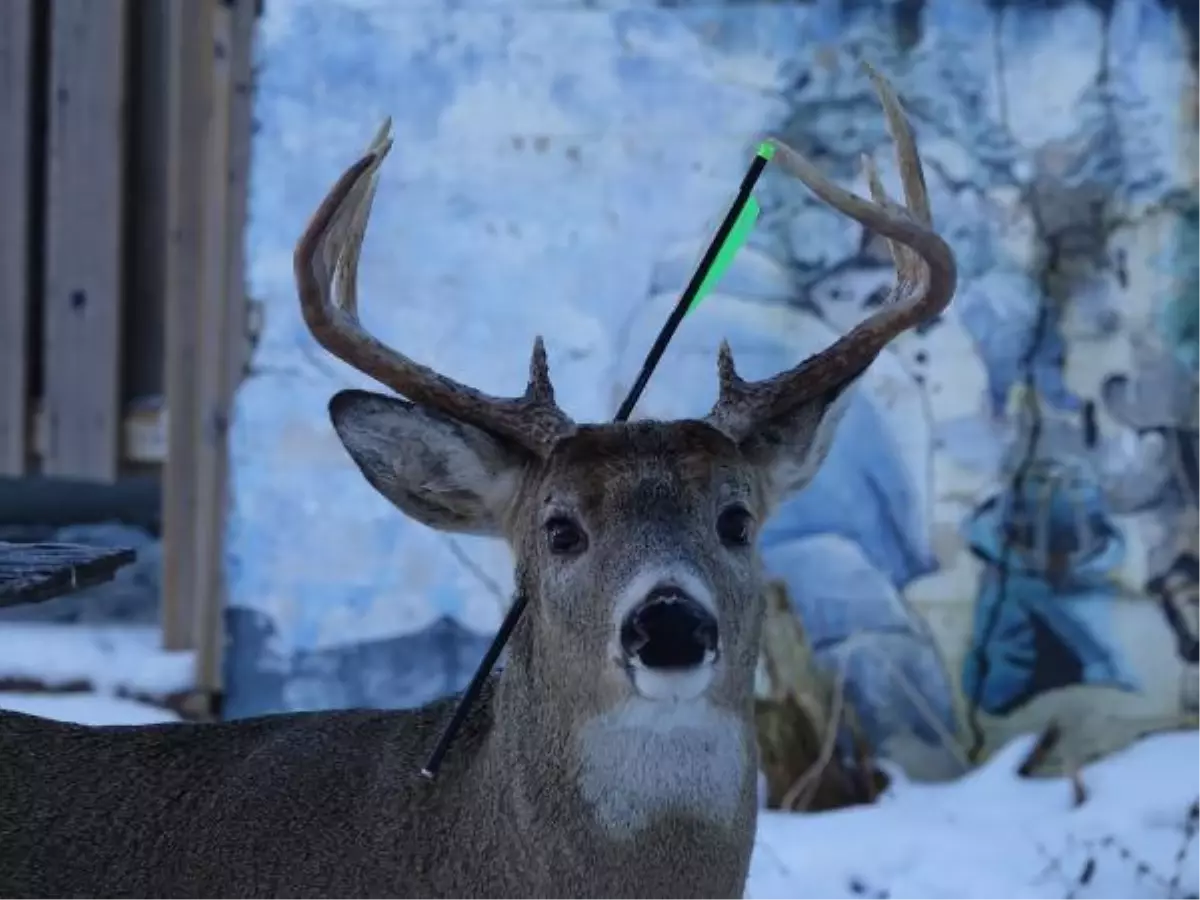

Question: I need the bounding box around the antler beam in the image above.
[707,63,958,442]
[294,120,575,458]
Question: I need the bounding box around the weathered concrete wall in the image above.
[227,0,1198,777]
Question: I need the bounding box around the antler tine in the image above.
[294,121,574,458]
[707,63,957,442]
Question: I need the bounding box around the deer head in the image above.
[294,65,955,835]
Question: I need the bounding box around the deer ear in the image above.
[329,389,527,536]
[739,384,856,505]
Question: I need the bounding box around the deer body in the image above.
[0,66,955,899]
[0,677,754,897]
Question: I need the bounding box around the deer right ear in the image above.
[328,390,527,536]
[737,382,857,508]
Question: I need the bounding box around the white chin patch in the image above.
[626,652,716,702]
[576,695,749,834]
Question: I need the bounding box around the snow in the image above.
[749,730,1200,899]
[0,623,194,696]
[0,692,180,726]
[1,683,1193,898]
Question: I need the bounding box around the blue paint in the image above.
[761,397,938,589]
[764,534,957,749]
[958,276,1083,416]
[962,460,1136,717]
[223,607,493,719]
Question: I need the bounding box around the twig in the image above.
[1065,857,1096,900]
[840,630,973,772]
[1017,720,1063,776]
[1067,770,1088,808]
[1065,755,1088,808]
[781,654,850,811]
[1167,798,1200,899]
[852,728,882,803]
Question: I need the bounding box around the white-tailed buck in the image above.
[0,66,955,898]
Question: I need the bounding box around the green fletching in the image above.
[688,196,759,315]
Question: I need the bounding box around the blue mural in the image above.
[1099,312,1200,714]
[763,534,957,752]
[1148,549,1199,715]
[223,608,493,719]
[958,271,1084,417]
[227,0,1198,777]
[962,457,1135,719]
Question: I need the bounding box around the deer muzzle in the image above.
[619,587,720,701]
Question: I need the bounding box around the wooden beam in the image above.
[192,0,238,696]
[41,0,129,482]
[161,0,213,651]
[0,1,34,475]
[0,474,160,533]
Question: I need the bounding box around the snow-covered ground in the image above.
[0,691,180,726]
[3,686,1194,899]
[750,731,1199,899]
[0,622,194,696]
[0,623,190,725]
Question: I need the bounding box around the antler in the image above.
[294,120,575,458]
[706,63,957,441]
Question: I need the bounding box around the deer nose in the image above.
[619,588,719,670]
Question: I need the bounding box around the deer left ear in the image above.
[329,389,528,536]
[739,384,857,504]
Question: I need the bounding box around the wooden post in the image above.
[190,0,256,702]
[42,0,128,482]
[226,0,256,395]
[161,0,214,651]
[192,0,241,699]
[0,0,34,476]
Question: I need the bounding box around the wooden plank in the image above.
[0,1,34,475]
[0,474,160,532]
[161,0,214,651]
[0,541,136,608]
[192,0,238,694]
[31,396,166,466]
[41,0,129,482]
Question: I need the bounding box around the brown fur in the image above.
[0,676,751,898]
[0,405,840,898]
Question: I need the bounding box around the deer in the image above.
[0,66,955,899]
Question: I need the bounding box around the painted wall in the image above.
[227,0,1198,778]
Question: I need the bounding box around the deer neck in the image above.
[472,608,759,897]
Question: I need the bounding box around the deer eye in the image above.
[545,516,587,555]
[716,505,754,547]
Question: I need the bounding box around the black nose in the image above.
[619,589,719,670]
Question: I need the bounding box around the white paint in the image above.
[626,649,716,702]
[576,698,750,834]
